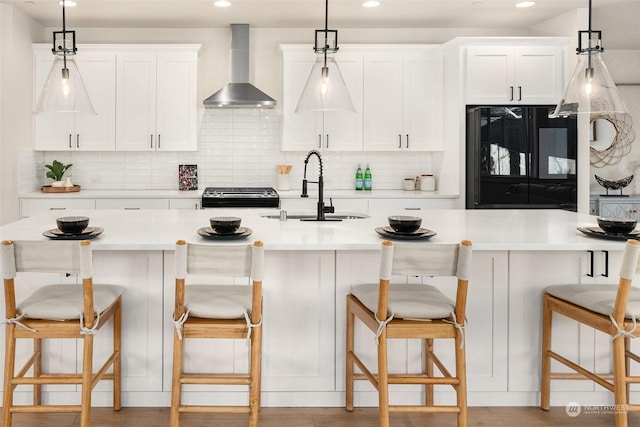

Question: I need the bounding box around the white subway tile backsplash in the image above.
[23,110,435,192]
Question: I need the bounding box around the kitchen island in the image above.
[0,208,637,409]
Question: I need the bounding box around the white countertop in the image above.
[0,207,621,252]
[19,188,458,200]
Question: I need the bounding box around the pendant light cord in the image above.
[323,0,329,68]
[62,2,68,70]
[587,0,592,71]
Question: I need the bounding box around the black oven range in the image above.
[201,187,280,209]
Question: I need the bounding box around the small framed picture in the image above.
[178,164,198,191]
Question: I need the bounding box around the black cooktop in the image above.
[201,187,279,208]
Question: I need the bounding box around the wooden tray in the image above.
[41,185,81,193]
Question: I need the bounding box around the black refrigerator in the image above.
[466,105,578,211]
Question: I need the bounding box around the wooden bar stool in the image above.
[541,238,640,427]
[1,240,124,427]
[346,239,473,427]
[170,240,264,427]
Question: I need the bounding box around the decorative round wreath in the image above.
[590,107,636,167]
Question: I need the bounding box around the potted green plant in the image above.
[45,160,73,187]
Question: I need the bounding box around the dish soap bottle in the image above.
[355,164,363,191]
[364,165,372,191]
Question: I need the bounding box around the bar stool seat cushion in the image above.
[351,283,455,319]
[185,285,252,319]
[546,284,640,319]
[17,284,124,320]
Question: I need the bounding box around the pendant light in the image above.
[35,1,95,114]
[295,0,355,113]
[554,0,626,116]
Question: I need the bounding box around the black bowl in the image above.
[597,217,637,234]
[388,215,422,233]
[56,216,90,234]
[209,216,242,234]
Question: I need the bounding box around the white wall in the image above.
[0,5,43,226]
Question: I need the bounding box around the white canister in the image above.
[403,178,416,191]
[277,174,291,191]
[420,174,436,191]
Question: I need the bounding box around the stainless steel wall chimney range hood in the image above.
[203,24,276,109]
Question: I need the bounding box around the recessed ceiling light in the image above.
[214,0,231,7]
[363,1,380,7]
[59,0,77,6]
[516,1,536,8]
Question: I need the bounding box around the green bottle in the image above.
[355,164,363,190]
[364,165,372,191]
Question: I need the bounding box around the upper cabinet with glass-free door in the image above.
[362,46,444,151]
[465,45,565,105]
[280,45,363,151]
[33,45,116,151]
[116,46,199,151]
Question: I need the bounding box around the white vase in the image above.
[64,177,73,187]
[51,180,65,187]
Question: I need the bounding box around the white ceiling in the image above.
[2,0,637,30]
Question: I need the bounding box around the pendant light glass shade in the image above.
[295,54,355,112]
[554,49,626,116]
[35,53,95,114]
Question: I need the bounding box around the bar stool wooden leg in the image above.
[3,324,17,427]
[33,337,42,406]
[377,330,390,427]
[80,334,94,427]
[345,297,355,412]
[424,338,434,406]
[113,298,122,411]
[455,332,468,427]
[170,328,184,427]
[249,323,262,427]
[625,336,631,403]
[540,296,552,411]
[613,335,629,427]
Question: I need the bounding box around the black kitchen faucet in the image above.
[300,150,340,221]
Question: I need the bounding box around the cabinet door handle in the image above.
[318,134,322,149]
[76,134,80,148]
[587,250,594,277]
[398,134,402,149]
[150,134,154,148]
[69,134,73,148]
[195,203,199,210]
[124,207,140,210]
[49,207,66,210]
[406,134,409,149]
[601,250,609,277]
[158,134,161,149]
[510,86,514,101]
[518,86,522,101]
[326,134,329,149]
[405,207,421,210]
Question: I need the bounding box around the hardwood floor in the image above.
[2,406,639,426]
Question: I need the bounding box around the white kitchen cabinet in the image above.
[363,47,444,151]
[465,46,564,105]
[168,198,201,210]
[33,47,116,151]
[89,251,164,393]
[20,197,96,218]
[280,46,362,151]
[95,198,169,210]
[368,197,458,212]
[116,47,198,151]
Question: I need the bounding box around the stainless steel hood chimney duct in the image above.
[203,24,276,109]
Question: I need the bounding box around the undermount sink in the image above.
[260,212,369,220]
